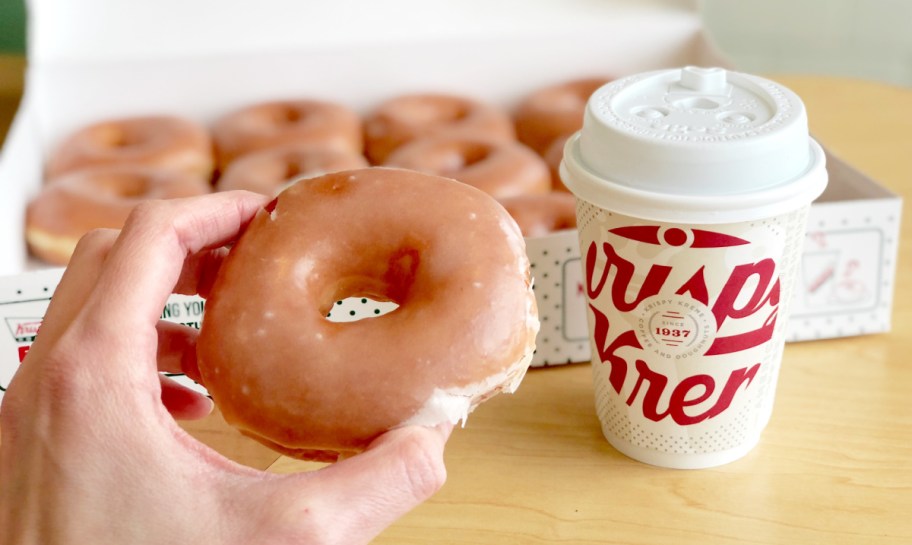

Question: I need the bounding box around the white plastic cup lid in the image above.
[560,66,828,223]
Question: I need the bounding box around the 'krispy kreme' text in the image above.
[585,239,780,425]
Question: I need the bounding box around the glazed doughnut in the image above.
[197,167,539,462]
[383,135,551,199]
[363,93,515,164]
[215,144,369,195]
[212,99,363,170]
[498,192,578,238]
[26,165,211,265]
[45,115,214,181]
[514,77,611,155]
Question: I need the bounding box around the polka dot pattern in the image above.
[524,229,591,367]
[325,297,398,322]
[575,201,601,232]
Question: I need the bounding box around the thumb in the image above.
[268,424,450,545]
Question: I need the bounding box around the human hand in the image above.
[0,192,449,544]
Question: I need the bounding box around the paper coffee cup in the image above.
[560,67,827,469]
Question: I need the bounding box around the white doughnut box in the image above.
[0,0,902,396]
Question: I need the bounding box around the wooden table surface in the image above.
[1,69,910,543]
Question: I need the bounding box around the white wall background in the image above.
[701,0,912,87]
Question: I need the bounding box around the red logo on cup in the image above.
[584,226,780,426]
[610,225,750,248]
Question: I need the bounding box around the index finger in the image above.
[84,191,269,333]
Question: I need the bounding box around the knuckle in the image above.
[0,378,25,439]
[34,343,91,402]
[126,199,171,230]
[122,200,181,246]
[3,342,91,427]
[397,430,448,502]
[258,500,337,545]
[71,227,118,260]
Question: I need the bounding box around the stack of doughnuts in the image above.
[27,77,608,264]
[212,99,364,172]
[362,81,616,234]
[484,77,612,236]
[367,93,554,208]
[210,100,368,197]
[27,165,211,264]
[28,115,214,265]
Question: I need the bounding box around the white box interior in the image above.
[0,0,710,273]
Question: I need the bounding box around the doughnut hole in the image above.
[273,105,306,125]
[321,248,421,323]
[95,125,136,148]
[325,296,399,323]
[315,241,424,317]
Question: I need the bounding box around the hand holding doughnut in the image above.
[1,192,450,545]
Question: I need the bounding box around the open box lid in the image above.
[20,0,707,135]
[27,0,701,65]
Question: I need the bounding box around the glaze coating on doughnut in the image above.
[384,135,550,199]
[363,94,515,164]
[514,78,611,155]
[215,144,369,195]
[197,167,539,461]
[45,115,214,181]
[26,165,211,265]
[212,100,363,169]
[498,192,578,238]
